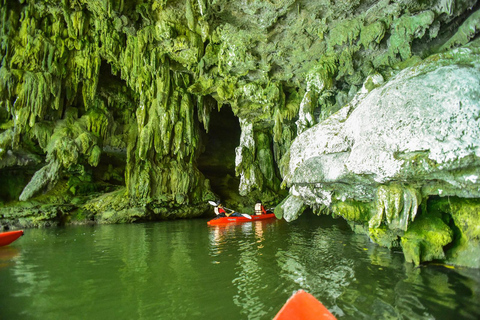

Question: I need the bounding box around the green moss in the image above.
[428,197,480,267]
[328,18,362,47]
[83,107,111,139]
[66,167,96,196]
[307,55,338,92]
[429,197,480,240]
[255,131,280,192]
[216,77,237,102]
[331,199,371,223]
[0,128,13,155]
[401,213,453,265]
[1,0,479,226]
[216,23,261,76]
[31,121,55,150]
[363,75,379,92]
[369,183,422,231]
[369,226,401,249]
[273,89,299,143]
[389,10,435,60]
[337,47,357,80]
[359,21,386,50]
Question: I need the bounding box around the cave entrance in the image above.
[197,105,241,202]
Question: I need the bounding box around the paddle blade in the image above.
[208,200,217,206]
[241,214,252,219]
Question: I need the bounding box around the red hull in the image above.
[274,290,336,320]
[207,213,276,225]
[0,230,24,247]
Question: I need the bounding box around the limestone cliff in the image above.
[0,1,479,266]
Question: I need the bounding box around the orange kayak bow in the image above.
[274,290,337,320]
[0,230,24,247]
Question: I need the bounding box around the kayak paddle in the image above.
[208,200,218,206]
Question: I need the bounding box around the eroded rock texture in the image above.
[0,0,479,266]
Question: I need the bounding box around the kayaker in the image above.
[214,203,242,217]
[214,203,228,217]
[254,200,267,215]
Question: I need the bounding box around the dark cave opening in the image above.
[197,105,241,202]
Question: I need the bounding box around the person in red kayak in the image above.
[214,203,242,217]
[214,203,228,217]
[254,200,267,215]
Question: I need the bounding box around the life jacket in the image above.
[255,203,265,215]
[214,207,226,215]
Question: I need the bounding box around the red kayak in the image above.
[274,290,337,320]
[0,230,24,247]
[207,213,276,226]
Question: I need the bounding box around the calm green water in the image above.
[1,213,479,320]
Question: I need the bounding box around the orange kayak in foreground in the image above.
[274,290,337,320]
[207,213,276,225]
[0,230,24,247]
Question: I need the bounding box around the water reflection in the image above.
[206,214,480,319]
[275,223,355,318]
[208,220,269,255]
[0,216,479,319]
[208,219,279,319]
[0,246,20,267]
[394,265,480,320]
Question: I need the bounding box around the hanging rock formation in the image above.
[1,1,480,267]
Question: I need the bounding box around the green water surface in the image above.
[1,213,479,319]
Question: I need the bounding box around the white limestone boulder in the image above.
[282,47,480,218]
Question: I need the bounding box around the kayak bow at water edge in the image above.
[207,213,277,225]
[274,290,337,320]
[0,230,24,247]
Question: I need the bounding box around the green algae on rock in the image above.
[401,213,453,266]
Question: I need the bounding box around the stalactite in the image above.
[440,8,480,51]
[389,10,435,60]
[369,183,422,231]
[235,118,258,196]
[296,55,337,135]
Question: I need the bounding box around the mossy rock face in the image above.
[0,181,75,229]
[401,214,453,266]
[446,198,480,242]
[369,183,422,231]
[96,207,148,224]
[368,226,401,249]
[428,197,480,268]
[1,0,480,230]
[331,199,372,223]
